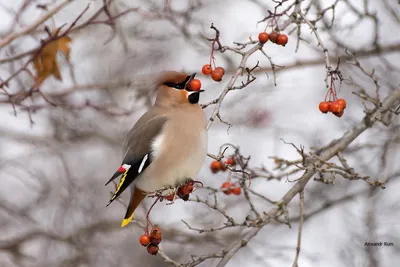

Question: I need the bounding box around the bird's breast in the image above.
[136,120,207,193]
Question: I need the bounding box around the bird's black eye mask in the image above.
[164,75,192,90]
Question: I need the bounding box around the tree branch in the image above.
[215,86,400,266]
[0,0,74,49]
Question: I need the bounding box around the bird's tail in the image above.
[121,185,147,227]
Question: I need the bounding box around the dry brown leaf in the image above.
[33,35,72,86]
[57,36,72,59]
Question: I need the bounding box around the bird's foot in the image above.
[147,179,203,203]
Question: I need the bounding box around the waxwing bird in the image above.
[105,71,208,227]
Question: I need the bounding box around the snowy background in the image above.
[0,0,399,266]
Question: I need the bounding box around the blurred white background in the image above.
[0,0,399,266]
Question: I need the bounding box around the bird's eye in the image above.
[164,75,193,90]
[164,82,185,89]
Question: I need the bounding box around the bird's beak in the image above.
[188,72,196,81]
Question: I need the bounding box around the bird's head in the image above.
[153,71,203,106]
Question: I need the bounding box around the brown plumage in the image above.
[105,71,207,227]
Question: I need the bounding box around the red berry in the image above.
[139,234,150,246]
[319,101,330,114]
[221,182,233,195]
[147,243,159,255]
[150,227,162,245]
[165,193,175,201]
[231,187,241,195]
[178,191,189,201]
[226,157,235,166]
[150,237,162,245]
[181,182,194,195]
[210,160,223,173]
[189,79,201,91]
[258,32,269,44]
[211,68,224,82]
[276,34,288,46]
[215,66,225,75]
[176,186,185,198]
[329,101,342,113]
[337,98,346,109]
[150,227,162,240]
[334,110,344,118]
[269,31,279,43]
[202,64,212,75]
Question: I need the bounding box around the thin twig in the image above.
[0,0,74,49]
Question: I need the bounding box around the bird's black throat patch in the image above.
[188,92,200,104]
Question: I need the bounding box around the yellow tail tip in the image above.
[121,213,134,227]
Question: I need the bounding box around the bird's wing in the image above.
[106,110,168,206]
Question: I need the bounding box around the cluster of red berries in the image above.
[221,181,241,195]
[319,98,347,117]
[258,31,288,46]
[164,181,194,202]
[319,71,347,117]
[139,227,162,255]
[210,157,235,173]
[187,79,202,91]
[209,157,241,195]
[138,182,200,255]
[202,64,225,82]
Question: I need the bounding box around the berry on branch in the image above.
[149,227,162,245]
[232,187,241,195]
[202,64,212,75]
[337,98,347,109]
[181,182,194,195]
[215,66,225,75]
[226,157,236,166]
[276,34,288,46]
[150,227,162,240]
[150,237,162,245]
[221,181,233,195]
[139,234,150,246]
[147,243,159,255]
[269,31,279,43]
[165,193,175,201]
[319,64,345,118]
[334,110,344,117]
[211,67,224,82]
[258,32,269,44]
[319,101,330,114]
[210,160,223,173]
[329,101,342,114]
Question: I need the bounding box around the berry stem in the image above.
[332,80,338,100]
[271,18,277,29]
[209,44,217,69]
[191,180,204,192]
[145,196,162,233]
[324,88,330,102]
[329,74,338,101]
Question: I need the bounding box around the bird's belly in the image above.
[135,129,207,193]
[170,131,207,182]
